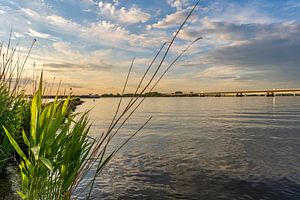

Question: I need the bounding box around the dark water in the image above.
[75,97,300,200]
[0,166,20,200]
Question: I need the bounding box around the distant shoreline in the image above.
[90,94,300,98]
[37,93,300,99]
[30,90,300,99]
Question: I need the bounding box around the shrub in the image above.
[0,36,34,173]
[0,86,28,173]
[3,75,94,199]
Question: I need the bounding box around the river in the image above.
[74,96,300,199]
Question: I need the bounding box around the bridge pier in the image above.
[266,92,274,97]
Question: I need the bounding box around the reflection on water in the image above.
[76,97,300,199]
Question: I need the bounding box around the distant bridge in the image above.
[169,89,300,97]
[195,89,300,97]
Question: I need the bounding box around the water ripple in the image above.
[74,97,300,199]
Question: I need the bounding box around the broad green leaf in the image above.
[31,72,43,145]
[3,126,27,160]
[30,95,38,144]
[31,146,40,160]
[40,157,53,171]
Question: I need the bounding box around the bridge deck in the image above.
[195,89,300,95]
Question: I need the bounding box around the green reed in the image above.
[0,33,35,174]
[3,73,94,199]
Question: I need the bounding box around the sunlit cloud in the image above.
[98,1,151,24]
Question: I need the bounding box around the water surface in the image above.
[77,97,300,199]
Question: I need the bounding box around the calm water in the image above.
[75,97,300,200]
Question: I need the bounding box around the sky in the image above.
[0,0,299,94]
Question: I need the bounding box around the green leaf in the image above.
[22,129,30,147]
[40,157,53,171]
[60,164,66,176]
[3,126,27,160]
[62,96,70,115]
[17,191,27,199]
[38,71,43,98]
[30,72,43,145]
[31,146,40,160]
[30,95,38,144]
[20,169,29,191]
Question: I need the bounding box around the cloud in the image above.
[174,20,300,87]
[22,6,126,43]
[26,28,50,39]
[81,20,165,49]
[177,17,298,44]
[205,22,300,82]
[167,0,189,10]
[13,32,24,38]
[151,10,187,29]
[196,66,239,79]
[209,2,277,25]
[21,8,80,36]
[51,41,117,66]
[46,15,80,31]
[285,0,300,10]
[20,6,162,50]
[82,20,130,43]
[44,62,112,72]
[21,8,40,18]
[98,1,151,24]
[149,7,198,29]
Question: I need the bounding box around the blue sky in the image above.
[0,0,299,94]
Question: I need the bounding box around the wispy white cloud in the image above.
[82,20,129,43]
[13,32,24,38]
[209,2,276,24]
[27,28,50,39]
[149,7,198,29]
[46,15,80,31]
[21,8,40,18]
[51,41,115,66]
[196,66,239,79]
